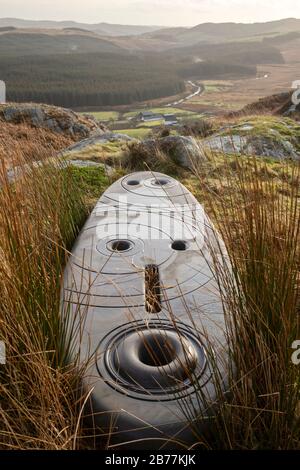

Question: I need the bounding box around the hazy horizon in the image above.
[1,0,300,27]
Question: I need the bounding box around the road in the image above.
[166,81,204,107]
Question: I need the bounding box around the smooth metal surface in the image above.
[62,171,230,448]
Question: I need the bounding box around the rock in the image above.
[235,124,253,131]
[0,103,107,139]
[203,130,300,160]
[67,159,114,176]
[6,158,114,185]
[64,132,135,154]
[204,135,244,154]
[142,135,204,168]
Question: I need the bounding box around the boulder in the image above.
[0,103,107,139]
[142,135,204,169]
[66,159,114,176]
[204,133,299,160]
[64,132,135,154]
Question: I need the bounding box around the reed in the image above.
[192,153,300,449]
[0,145,88,449]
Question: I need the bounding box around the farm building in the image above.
[136,111,163,122]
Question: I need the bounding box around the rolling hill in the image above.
[0,29,124,56]
[175,18,300,45]
[0,17,297,108]
[0,18,163,36]
[90,18,300,52]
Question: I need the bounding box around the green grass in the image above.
[67,166,110,202]
[117,128,151,139]
[137,120,165,128]
[204,84,224,93]
[149,107,196,116]
[180,113,209,122]
[84,111,119,121]
[123,107,196,119]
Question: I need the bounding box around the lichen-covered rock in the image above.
[66,159,114,176]
[0,103,107,139]
[142,135,204,168]
[204,116,300,160]
[64,132,135,153]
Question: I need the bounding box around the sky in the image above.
[1,0,300,27]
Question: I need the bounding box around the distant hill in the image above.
[146,18,300,48]
[165,41,284,66]
[0,18,163,37]
[1,17,300,50]
[0,29,124,56]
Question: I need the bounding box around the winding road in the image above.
[166,81,204,107]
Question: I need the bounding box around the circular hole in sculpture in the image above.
[171,240,188,251]
[138,333,176,367]
[153,178,170,186]
[109,240,132,252]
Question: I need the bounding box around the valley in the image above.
[1,18,298,113]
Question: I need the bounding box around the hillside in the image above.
[2,17,300,51]
[145,18,300,47]
[1,52,184,107]
[0,29,124,56]
[227,91,300,120]
[167,41,284,65]
[0,18,162,36]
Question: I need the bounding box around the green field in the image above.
[85,111,120,121]
[117,128,151,139]
[123,107,197,119]
[137,120,165,128]
[149,107,197,116]
[204,84,224,93]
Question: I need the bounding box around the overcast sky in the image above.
[1,0,300,27]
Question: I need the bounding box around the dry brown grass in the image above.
[0,121,74,170]
[0,145,89,449]
[190,155,300,449]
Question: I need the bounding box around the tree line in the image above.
[0,52,185,107]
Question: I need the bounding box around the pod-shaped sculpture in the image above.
[62,171,230,448]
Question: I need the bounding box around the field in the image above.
[83,105,205,139]
[79,37,300,124]
[183,38,300,114]
[117,128,152,139]
[123,107,197,118]
[88,111,120,121]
